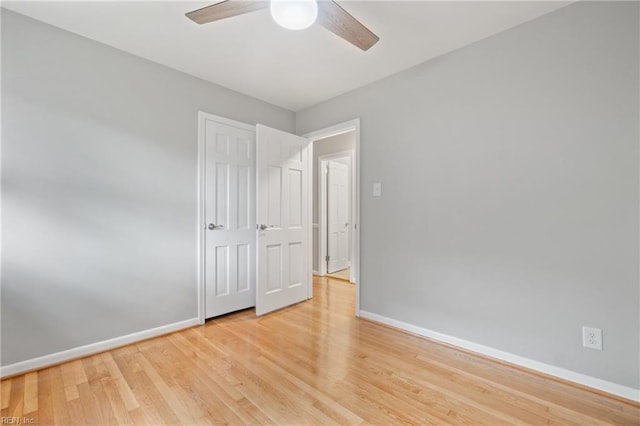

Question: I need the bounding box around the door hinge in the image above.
[325,255,330,262]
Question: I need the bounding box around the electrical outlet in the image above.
[582,326,602,351]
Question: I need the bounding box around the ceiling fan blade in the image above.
[317,1,379,51]
[186,0,269,25]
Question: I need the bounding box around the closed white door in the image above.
[256,124,310,316]
[204,118,256,318]
[327,160,350,273]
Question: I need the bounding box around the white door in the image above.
[256,124,310,316]
[327,160,350,273]
[204,117,256,318]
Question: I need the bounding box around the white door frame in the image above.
[318,150,354,278]
[303,119,361,316]
[197,111,256,324]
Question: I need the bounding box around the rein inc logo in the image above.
[1,418,35,424]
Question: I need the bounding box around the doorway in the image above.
[320,152,353,280]
[304,119,361,316]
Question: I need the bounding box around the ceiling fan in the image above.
[185,0,379,51]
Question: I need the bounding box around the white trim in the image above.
[359,310,640,403]
[303,119,361,316]
[198,112,256,132]
[348,150,356,284]
[0,318,200,378]
[197,112,206,324]
[312,224,320,276]
[304,121,357,141]
[318,150,354,277]
[307,139,314,300]
[318,156,327,276]
[197,111,256,323]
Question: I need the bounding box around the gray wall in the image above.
[312,132,355,271]
[1,10,294,366]
[297,1,639,388]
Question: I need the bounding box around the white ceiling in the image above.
[3,1,570,111]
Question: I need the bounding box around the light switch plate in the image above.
[373,183,382,197]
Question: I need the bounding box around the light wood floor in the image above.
[325,268,350,282]
[2,276,639,425]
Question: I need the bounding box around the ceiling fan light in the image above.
[270,0,318,31]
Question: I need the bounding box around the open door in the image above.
[327,159,350,273]
[256,124,310,316]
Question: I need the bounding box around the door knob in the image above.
[208,223,224,230]
[259,224,275,231]
[345,222,350,227]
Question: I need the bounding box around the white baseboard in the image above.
[0,318,200,378]
[359,310,640,403]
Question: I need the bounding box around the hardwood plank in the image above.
[80,380,114,425]
[65,397,86,425]
[0,276,638,425]
[35,368,54,426]
[133,351,198,424]
[59,362,80,402]
[48,367,73,425]
[100,375,134,425]
[100,352,140,412]
[23,372,38,414]
[112,350,180,425]
[1,378,11,410]
[5,374,24,420]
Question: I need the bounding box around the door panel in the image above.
[267,166,282,227]
[215,246,229,296]
[238,166,251,229]
[256,124,310,316]
[216,163,229,227]
[266,244,283,292]
[204,118,256,318]
[289,168,302,227]
[327,160,350,273]
[289,242,303,287]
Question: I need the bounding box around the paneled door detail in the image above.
[204,117,256,318]
[256,124,310,316]
[327,160,350,273]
